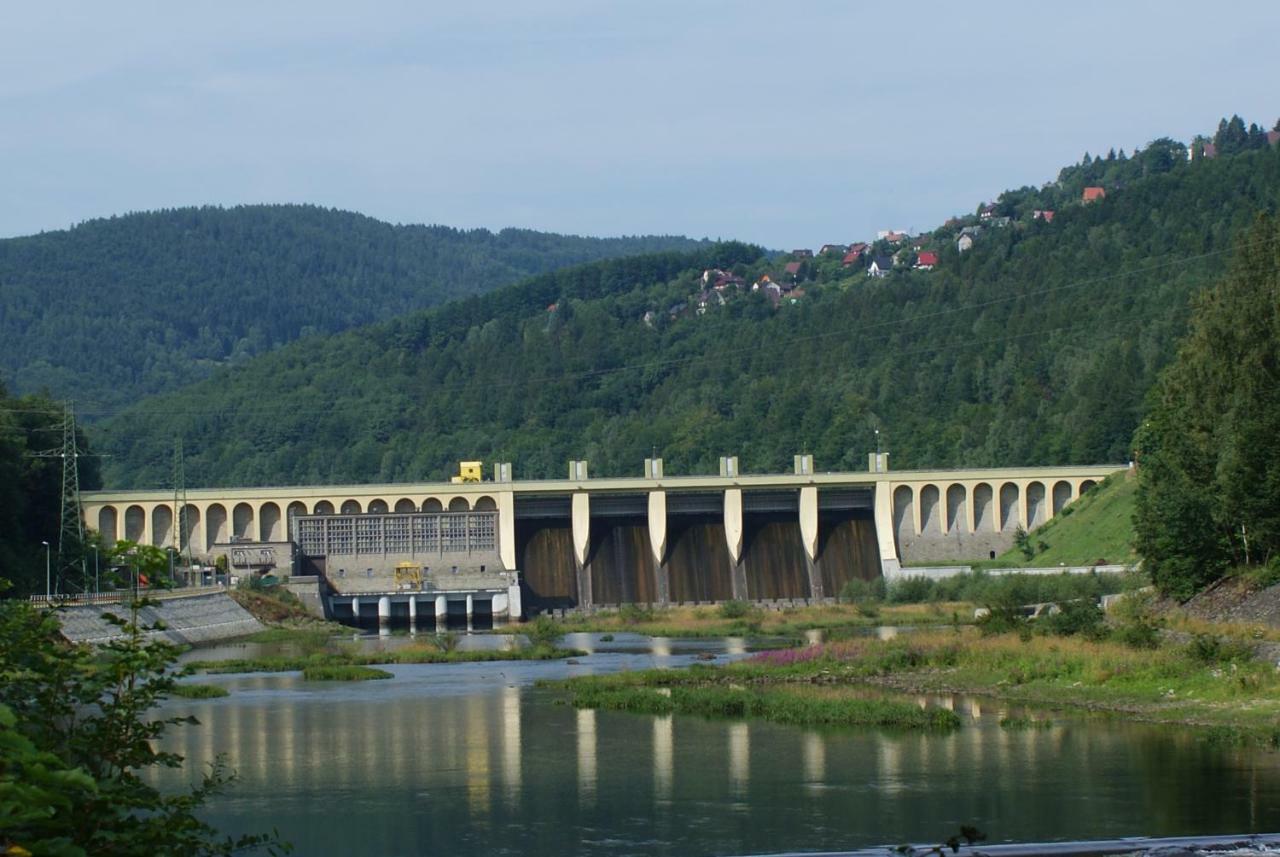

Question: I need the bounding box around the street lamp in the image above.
[41,541,50,601]
[92,545,100,596]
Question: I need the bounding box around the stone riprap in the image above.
[54,591,262,645]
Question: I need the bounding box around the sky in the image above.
[3,2,1279,249]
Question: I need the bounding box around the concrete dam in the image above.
[81,456,1123,618]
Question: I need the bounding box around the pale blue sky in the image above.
[3,1,1278,248]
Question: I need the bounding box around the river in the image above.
[159,632,1280,856]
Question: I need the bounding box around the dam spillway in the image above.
[80,457,1125,616]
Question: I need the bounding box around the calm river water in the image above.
[160,632,1280,856]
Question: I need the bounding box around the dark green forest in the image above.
[0,204,705,410]
[94,136,1280,487]
[1134,216,1280,598]
[0,384,101,593]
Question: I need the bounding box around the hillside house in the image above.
[1201,143,1218,159]
[979,203,998,220]
[914,251,939,270]
[842,243,869,267]
[791,249,814,258]
[1082,186,1106,203]
[957,234,975,253]
[818,243,847,256]
[1269,130,1280,147]
[885,231,908,244]
[867,255,893,277]
[695,289,726,315]
[783,261,802,280]
[1032,209,1056,222]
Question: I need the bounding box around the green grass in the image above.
[992,471,1139,567]
[564,680,960,730]
[169,683,230,699]
[301,665,392,681]
[188,643,581,675]
[547,628,1280,745]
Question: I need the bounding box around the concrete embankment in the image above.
[56,590,263,645]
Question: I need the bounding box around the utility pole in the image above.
[172,437,192,584]
[29,403,88,594]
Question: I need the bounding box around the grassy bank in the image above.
[992,471,1139,568]
[552,627,1280,744]
[563,678,960,730]
[546,601,965,639]
[189,640,581,675]
[169,682,230,699]
[302,664,392,681]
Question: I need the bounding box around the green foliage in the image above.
[85,135,1280,488]
[1135,216,1280,598]
[300,665,393,681]
[993,472,1139,567]
[568,681,962,730]
[0,205,706,411]
[435,631,460,653]
[887,569,1131,606]
[0,386,101,596]
[0,597,287,855]
[840,577,886,617]
[616,603,655,624]
[168,683,231,699]
[1186,633,1255,665]
[717,600,754,619]
[1013,526,1034,560]
[523,614,564,648]
[1036,601,1107,639]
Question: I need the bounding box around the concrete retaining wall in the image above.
[281,576,327,618]
[55,591,263,645]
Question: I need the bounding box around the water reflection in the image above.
[577,708,597,805]
[157,638,1280,857]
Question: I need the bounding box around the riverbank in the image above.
[189,636,582,674]
[552,627,1280,745]
[546,601,967,639]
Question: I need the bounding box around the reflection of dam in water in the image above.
[160,654,1280,857]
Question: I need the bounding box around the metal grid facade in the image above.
[295,511,498,558]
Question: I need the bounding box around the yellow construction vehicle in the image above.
[450,460,483,483]
[394,562,423,588]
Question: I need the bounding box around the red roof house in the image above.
[783,261,802,277]
[1082,187,1106,203]
[914,251,939,270]
[1032,209,1056,222]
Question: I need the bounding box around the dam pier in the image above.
[81,455,1123,621]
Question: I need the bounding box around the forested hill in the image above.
[97,137,1280,488]
[0,204,706,409]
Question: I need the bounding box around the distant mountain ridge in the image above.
[93,128,1280,488]
[0,204,707,410]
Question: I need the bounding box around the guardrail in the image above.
[28,584,227,607]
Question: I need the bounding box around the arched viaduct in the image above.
[81,460,1123,609]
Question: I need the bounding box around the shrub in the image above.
[618,603,655,624]
[302,664,392,681]
[1037,600,1106,638]
[839,577,886,605]
[887,576,937,604]
[718,600,753,619]
[1187,633,1254,664]
[524,614,563,648]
